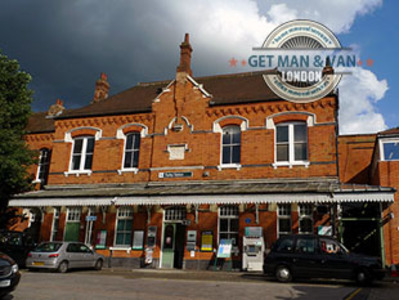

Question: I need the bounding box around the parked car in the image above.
[26,242,104,273]
[0,252,21,298]
[264,234,386,284]
[0,230,36,267]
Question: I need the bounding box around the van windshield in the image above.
[33,242,62,252]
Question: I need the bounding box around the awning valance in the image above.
[8,192,394,207]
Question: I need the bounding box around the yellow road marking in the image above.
[345,288,362,300]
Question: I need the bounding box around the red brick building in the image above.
[9,34,398,269]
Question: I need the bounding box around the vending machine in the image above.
[242,227,264,271]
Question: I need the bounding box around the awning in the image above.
[8,192,394,207]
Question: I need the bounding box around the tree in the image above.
[0,50,36,228]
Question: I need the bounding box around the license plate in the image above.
[33,261,45,266]
[0,280,10,287]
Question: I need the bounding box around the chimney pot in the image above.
[48,98,65,117]
[92,72,110,103]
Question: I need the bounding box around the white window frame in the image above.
[218,206,239,246]
[34,148,51,184]
[298,204,314,234]
[67,207,81,222]
[121,132,140,172]
[164,206,187,222]
[68,136,95,175]
[84,208,95,245]
[114,207,134,247]
[274,122,309,168]
[379,138,399,161]
[50,207,60,242]
[277,204,292,237]
[219,126,242,170]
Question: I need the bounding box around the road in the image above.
[4,269,397,300]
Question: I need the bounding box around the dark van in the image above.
[0,230,36,267]
[264,234,386,284]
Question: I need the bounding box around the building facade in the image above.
[9,34,398,269]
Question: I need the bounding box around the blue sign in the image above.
[85,215,97,222]
[245,217,252,224]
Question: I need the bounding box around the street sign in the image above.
[85,215,97,222]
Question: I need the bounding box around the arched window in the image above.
[70,136,95,171]
[36,148,51,188]
[222,126,241,165]
[123,132,141,169]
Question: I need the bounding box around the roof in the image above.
[56,71,281,120]
[378,127,399,136]
[25,111,55,133]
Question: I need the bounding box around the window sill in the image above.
[32,179,41,184]
[117,168,139,175]
[272,161,309,169]
[217,164,242,171]
[110,246,131,253]
[64,170,92,177]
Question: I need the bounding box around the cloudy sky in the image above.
[0,0,397,134]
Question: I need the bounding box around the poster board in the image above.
[200,231,213,252]
[217,239,232,258]
[95,230,107,249]
[132,230,144,250]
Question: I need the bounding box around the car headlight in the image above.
[11,264,18,273]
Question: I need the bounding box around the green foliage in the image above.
[0,50,36,211]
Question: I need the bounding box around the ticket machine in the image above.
[242,227,264,271]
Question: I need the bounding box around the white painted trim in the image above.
[379,138,399,161]
[217,164,242,171]
[266,112,316,130]
[64,127,102,143]
[274,122,309,167]
[213,115,249,133]
[153,80,175,103]
[186,75,212,98]
[116,123,148,139]
[113,207,134,247]
[50,207,59,242]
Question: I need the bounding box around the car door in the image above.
[66,243,83,268]
[319,238,353,279]
[78,244,96,268]
[291,236,324,279]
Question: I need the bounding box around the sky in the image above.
[0,0,397,134]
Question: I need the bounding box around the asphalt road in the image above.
[3,269,396,300]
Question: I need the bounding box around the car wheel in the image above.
[58,261,69,273]
[94,259,103,271]
[275,265,292,283]
[356,269,371,285]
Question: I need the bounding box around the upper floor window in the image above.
[123,132,140,169]
[70,136,95,171]
[380,139,399,161]
[276,123,308,164]
[222,126,241,165]
[36,148,51,187]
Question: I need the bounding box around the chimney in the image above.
[92,72,110,103]
[176,33,193,76]
[47,98,65,117]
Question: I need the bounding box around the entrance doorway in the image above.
[64,208,81,242]
[160,206,187,269]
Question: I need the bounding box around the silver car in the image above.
[26,242,104,273]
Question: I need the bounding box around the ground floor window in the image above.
[278,204,292,237]
[114,207,133,247]
[219,206,239,246]
[298,204,313,234]
[50,207,59,241]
